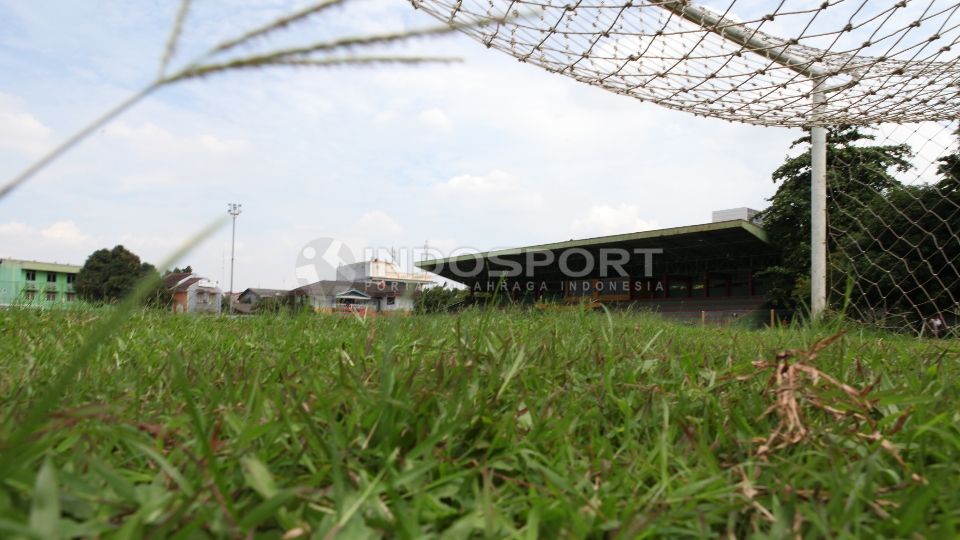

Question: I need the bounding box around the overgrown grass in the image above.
[0,307,957,538]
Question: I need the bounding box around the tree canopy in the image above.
[760,125,960,327]
[76,245,167,305]
[415,284,467,314]
[759,126,912,309]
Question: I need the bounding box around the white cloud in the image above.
[103,121,251,156]
[113,171,182,192]
[40,221,92,242]
[571,205,658,238]
[0,222,28,235]
[434,170,512,195]
[418,107,453,132]
[0,93,53,155]
[432,170,544,209]
[424,170,551,245]
[355,210,403,236]
[0,221,96,264]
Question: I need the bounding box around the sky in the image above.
[0,0,816,290]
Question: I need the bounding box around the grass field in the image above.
[0,307,958,539]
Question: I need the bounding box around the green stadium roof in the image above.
[416,220,772,282]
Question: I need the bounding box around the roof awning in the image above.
[416,220,775,284]
[335,289,372,301]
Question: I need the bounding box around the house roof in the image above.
[239,288,289,300]
[172,277,202,292]
[291,280,353,297]
[163,272,192,289]
[335,288,372,300]
[1,259,82,273]
[293,280,425,299]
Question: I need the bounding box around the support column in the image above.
[810,91,828,319]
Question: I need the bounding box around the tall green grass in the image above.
[0,307,957,538]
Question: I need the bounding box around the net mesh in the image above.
[411,0,960,127]
[412,0,960,333]
[826,121,959,333]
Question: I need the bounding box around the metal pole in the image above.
[230,214,236,294]
[651,1,831,80]
[653,0,844,321]
[810,92,828,319]
[228,203,242,312]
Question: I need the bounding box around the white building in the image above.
[164,272,222,314]
[294,259,432,313]
[712,207,761,224]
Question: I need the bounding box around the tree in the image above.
[758,126,912,309]
[76,245,168,305]
[831,128,960,325]
[169,265,193,274]
[935,128,960,194]
[255,296,296,314]
[416,284,467,314]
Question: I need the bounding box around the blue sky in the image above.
[0,0,806,290]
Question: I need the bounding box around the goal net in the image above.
[412,0,960,333]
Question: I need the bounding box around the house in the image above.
[293,259,432,313]
[163,272,222,314]
[0,258,82,307]
[237,288,289,303]
[235,288,289,313]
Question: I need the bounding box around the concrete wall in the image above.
[380,295,415,312]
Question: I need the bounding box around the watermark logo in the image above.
[293,237,666,290]
[295,237,355,285]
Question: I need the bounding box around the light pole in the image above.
[228,203,242,311]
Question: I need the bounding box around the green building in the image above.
[0,258,82,307]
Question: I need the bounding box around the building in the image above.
[0,258,81,307]
[416,218,780,323]
[231,288,289,314]
[236,288,288,307]
[293,259,433,313]
[163,272,222,314]
[712,207,761,224]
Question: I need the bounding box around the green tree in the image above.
[831,128,960,325]
[416,284,467,314]
[76,245,167,305]
[255,296,296,314]
[758,126,912,309]
[935,128,960,194]
[169,265,193,274]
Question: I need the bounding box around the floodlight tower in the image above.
[652,1,845,319]
[228,203,242,308]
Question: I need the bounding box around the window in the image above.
[66,293,76,303]
[386,296,396,306]
[25,270,36,281]
[46,291,56,302]
[47,272,57,283]
[25,290,36,301]
[66,273,76,284]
